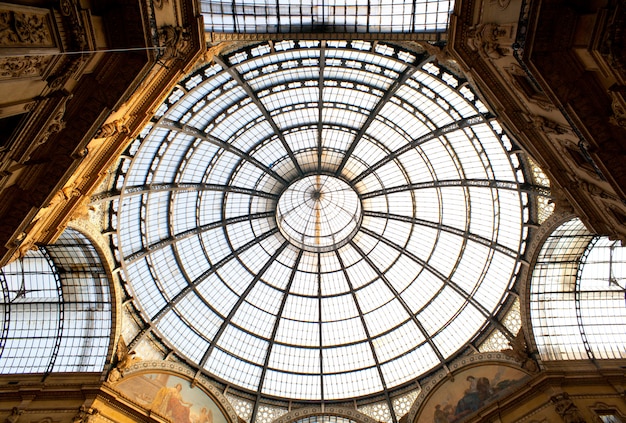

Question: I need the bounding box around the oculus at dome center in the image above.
[276,174,363,253]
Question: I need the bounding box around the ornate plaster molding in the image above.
[0,7,54,47]
[0,55,53,80]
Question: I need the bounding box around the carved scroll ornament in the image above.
[0,8,53,47]
[0,55,52,79]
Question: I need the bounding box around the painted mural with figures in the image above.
[418,364,528,423]
[116,373,229,423]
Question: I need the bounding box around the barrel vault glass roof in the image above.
[199,0,454,33]
[109,40,530,403]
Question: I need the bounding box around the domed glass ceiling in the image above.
[113,40,528,401]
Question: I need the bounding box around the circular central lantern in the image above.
[113,40,528,402]
[276,175,362,252]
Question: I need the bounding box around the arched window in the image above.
[0,228,112,374]
[530,218,626,361]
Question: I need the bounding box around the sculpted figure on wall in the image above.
[158,25,191,61]
[467,23,516,59]
[5,408,22,423]
[551,393,587,423]
[608,90,626,127]
[501,329,539,373]
[95,118,130,139]
[71,406,98,423]
[107,336,140,382]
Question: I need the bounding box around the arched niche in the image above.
[110,361,239,423]
[407,353,530,423]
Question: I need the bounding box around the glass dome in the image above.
[112,40,528,401]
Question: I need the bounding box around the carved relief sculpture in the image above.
[24,95,72,160]
[551,393,587,423]
[94,118,130,138]
[490,0,512,9]
[501,329,539,373]
[107,335,140,382]
[608,90,626,127]
[467,23,516,59]
[0,8,54,47]
[59,0,89,50]
[5,407,22,423]
[532,116,576,140]
[153,0,171,10]
[0,55,52,80]
[158,25,191,61]
[71,406,98,423]
[505,64,554,111]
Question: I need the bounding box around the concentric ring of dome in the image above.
[276,175,362,252]
[114,40,528,401]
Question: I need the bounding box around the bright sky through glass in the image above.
[531,219,626,361]
[200,0,453,33]
[276,175,362,252]
[113,40,528,401]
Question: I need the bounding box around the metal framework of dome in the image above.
[110,40,530,403]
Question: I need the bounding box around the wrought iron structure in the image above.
[106,40,533,419]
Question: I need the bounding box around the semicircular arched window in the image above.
[530,218,626,361]
[0,228,112,374]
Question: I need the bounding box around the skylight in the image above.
[111,40,529,401]
[200,0,454,33]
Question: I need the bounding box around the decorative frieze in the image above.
[0,7,54,47]
[0,55,52,79]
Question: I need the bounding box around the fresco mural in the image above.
[418,364,528,423]
[116,372,230,423]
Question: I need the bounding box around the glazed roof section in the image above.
[111,40,530,402]
[199,0,454,33]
